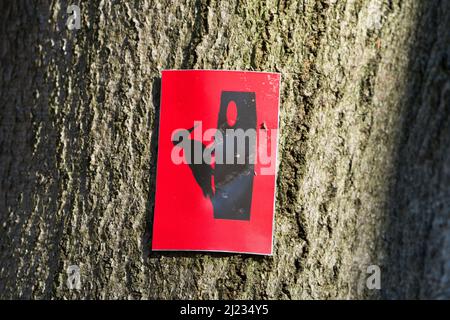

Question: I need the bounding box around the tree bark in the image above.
[0,0,449,299]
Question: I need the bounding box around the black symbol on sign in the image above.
[172,91,256,220]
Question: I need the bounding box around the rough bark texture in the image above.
[0,0,449,299]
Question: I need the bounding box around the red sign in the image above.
[152,70,280,255]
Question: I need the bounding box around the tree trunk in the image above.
[0,0,449,299]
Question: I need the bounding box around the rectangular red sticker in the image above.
[152,70,280,255]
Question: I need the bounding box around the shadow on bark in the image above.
[381,1,450,299]
[0,1,69,298]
